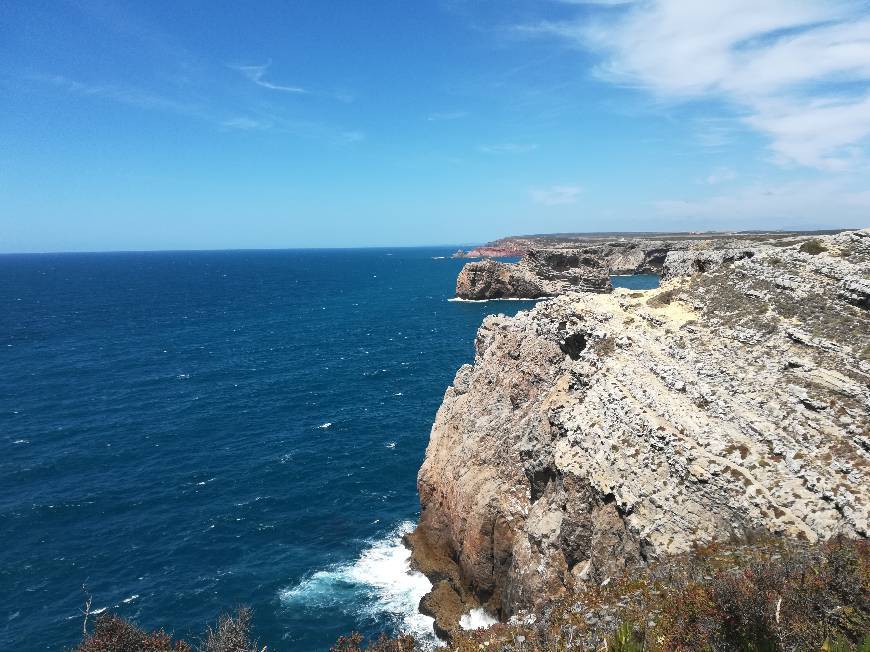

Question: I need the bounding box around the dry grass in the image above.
[447,536,869,652]
[75,608,261,652]
[73,538,869,652]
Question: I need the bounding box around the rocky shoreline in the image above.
[412,229,870,643]
[453,233,846,301]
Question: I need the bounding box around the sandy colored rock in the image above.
[413,229,870,634]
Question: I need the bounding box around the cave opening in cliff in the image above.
[559,331,588,360]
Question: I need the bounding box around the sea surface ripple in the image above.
[0,248,656,650]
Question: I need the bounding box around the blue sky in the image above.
[2,0,869,252]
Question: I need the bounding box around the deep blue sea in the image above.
[0,249,657,651]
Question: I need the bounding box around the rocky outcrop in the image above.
[455,259,548,300]
[465,245,526,258]
[453,234,823,299]
[522,249,613,294]
[455,249,612,300]
[662,248,758,279]
[414,230,870,639]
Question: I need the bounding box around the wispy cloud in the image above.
[518,0,870,170]
[478,143,539,154]
[655,177,870,227]
[31,74,363,144]
[229,61,308,94]
[530,184,583,205]
[220,117,272,131]
[222,115,364,143]
[553,0,634,5]
[705,167,737,185]
[34,74,206,118]
[426,110,469,121]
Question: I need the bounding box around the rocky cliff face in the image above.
[453,235,814,300]
[413,229,870,639]
[454,259,549,300]
[455,249,612,300]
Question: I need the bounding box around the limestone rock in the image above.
[662,248,757,279]
[413,229,870,636]
[455,248,612,299]
[455,259,547,300]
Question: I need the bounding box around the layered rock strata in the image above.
[454,259,547,300]
[453,234,811,300]
[414,229,870,639]
[455,248,612,300]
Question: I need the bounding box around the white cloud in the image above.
[478,143,539,153]
[522,0,870,169]
[34,74,207,118]
[530,184,583,205]
[427,110,469,121]
[655,177,870,227]
[221,117,270,131]
[554,0,634,5]
[33,73,362,143]
[705,167,736,185]
[229,61,308,94]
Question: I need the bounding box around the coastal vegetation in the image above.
[442,536,870,652]
[75,608,261,652]
[73,536,869,651]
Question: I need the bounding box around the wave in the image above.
[459,608,498,630]
[279,521,438,647]
[448,296,548,303]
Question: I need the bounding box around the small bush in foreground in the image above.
[75,608,261,652]
[75,614,192,652]
[330,632,415,652]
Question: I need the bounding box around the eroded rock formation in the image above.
[455,259,548,300]
[414,229,870,639]
[455,249,612,300]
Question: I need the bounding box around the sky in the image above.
[1,0,870,252]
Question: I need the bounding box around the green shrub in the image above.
[647,288,679,307]
[800,239,828,255]
[608,621,644,652]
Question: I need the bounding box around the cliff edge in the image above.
[412,229,870,639]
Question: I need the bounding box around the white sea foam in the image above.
[279,521,439,647]
[13,439,29,444]
[459,607,498,630]
[121,594,139,604]
[385,441,396,449]
[447,297,548,303]
[317,422,333,429]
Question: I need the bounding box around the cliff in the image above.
[412,229,870,640]
[455,249,613,300]
[453,234,824,300]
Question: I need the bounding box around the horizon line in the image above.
[0,227,859,256]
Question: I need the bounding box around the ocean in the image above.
[0,249,658,651]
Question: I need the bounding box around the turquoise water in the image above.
[0,250,657,650]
